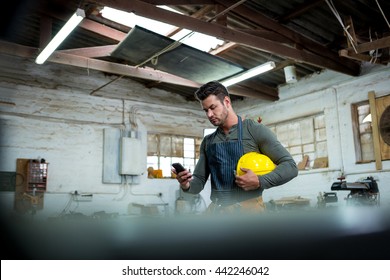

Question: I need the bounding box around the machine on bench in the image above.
[330,176,380,206]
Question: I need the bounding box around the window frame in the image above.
[351,101,375,164]
[267,113,328,170]
[147,133,201,178]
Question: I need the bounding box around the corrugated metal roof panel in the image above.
[110,26,245,83]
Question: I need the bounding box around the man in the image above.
[173,81,298,213]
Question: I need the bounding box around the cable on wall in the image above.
[129,106,139,130]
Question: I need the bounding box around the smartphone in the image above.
[172,163,186,173]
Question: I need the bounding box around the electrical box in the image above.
[120,137,145,175]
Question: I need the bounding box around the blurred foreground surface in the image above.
[2,207,390,260]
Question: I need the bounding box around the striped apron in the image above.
[206,116,263,210]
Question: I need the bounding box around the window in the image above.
[268,114,328,169]
[147,133,202,177]
[351,101,375,163]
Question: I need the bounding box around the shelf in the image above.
[26,161,48,193]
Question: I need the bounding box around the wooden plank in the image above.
[313,157,328,169]
[343,16,357,50]
[59,45,117,58]
[351,103,363,162]
[375,95,390,160]
[368,91,382,170]
[339,49,384,64]
[15,158,44,213]
[0,41,277,101]
[344,36,390,54]
[15,158,30,213]
[0,41,201,88]
[100,0,360,75]
[297,155,309,170]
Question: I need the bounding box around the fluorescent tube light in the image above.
[35,8,85,64]
[221,61,276,87]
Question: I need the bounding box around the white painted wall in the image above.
[1,53,390,220]
[0,54,211,218]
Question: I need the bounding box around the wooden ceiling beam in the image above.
[214,0,358,72]
[49,53,202,88]
[344,36,390,54]
[165,5,214,37]
[276,0,325,23]
[0,40,200,88]
[339,49,385,65]
[233,28,293,44]
[210,41,238,55]
[38,15,52,48]
[229,85,278,101]
[140,0,215,5]
[0,40,276,100]
[80,18,127,42]
[94,0,359,76]
[58,45,117,57]
[38,7,128,42]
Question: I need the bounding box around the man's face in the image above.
[201,95,229,127]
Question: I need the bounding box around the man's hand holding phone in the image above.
[172,163,192,190]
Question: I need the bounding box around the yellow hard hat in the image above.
[236,152,276,176]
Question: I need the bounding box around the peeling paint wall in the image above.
[0,54,212,218]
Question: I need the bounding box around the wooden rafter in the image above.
[93,0,360,76]
[0,40,277,100]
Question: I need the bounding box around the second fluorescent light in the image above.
[221,61,276,87]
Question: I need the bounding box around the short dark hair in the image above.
[194,81,229,103]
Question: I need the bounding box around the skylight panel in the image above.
[101,6,224,53]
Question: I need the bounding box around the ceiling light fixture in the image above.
[284,65,297,83]
[221,61,276,87]
[35,8,85,64]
